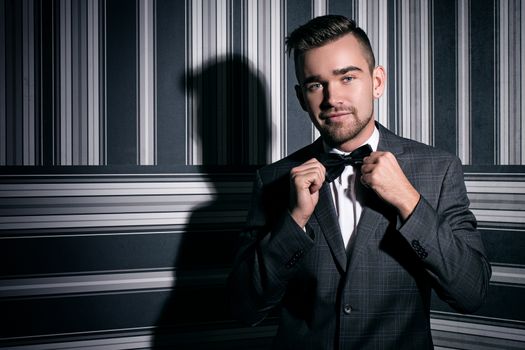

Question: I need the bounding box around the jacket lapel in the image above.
[346,123,406,274]
[313,182,348,273]
[346,187,391,275]
[297,138,348,272]
[308,124,409,275]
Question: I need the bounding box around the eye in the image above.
[342,76,354,83]
[306,82,322,92]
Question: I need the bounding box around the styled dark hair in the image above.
[286,15,376,73]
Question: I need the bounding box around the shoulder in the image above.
[378,123,460,167]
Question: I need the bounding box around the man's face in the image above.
[295,34,385,150]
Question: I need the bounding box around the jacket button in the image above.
[343,304,352,315]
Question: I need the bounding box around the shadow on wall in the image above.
[152,54,272,349]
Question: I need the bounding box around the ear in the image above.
[295,84,308,111]
[372,65,386,99]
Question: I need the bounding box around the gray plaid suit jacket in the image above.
[228,123,491,349]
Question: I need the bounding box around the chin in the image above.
[321,126,360,144]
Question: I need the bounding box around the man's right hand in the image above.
[289,158,326,228]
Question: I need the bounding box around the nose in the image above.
[321,83,343,109]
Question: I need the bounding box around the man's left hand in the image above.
[360,151,420,220]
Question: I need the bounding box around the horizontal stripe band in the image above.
[0,269,229,297]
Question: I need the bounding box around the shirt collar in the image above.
[323,125,379,155]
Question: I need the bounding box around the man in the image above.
[228,15,491,349]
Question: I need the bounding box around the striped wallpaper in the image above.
[1,0,525,349]
[1,0,525,166]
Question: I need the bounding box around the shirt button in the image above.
[343,304,352,315]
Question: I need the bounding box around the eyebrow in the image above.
[332,65,363,75]
[302,65,363,86]
[302,75,322,86]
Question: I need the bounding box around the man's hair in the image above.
[286,15,376,73]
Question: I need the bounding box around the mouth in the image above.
[321,112,351,122]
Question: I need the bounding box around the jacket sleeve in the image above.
[398,156,492,313]
[227,170,315,326]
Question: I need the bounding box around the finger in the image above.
[360,163,374,174]
[291,166,324,190]
[291,159,325,174]
[308,173,324,193]
[291,166,324,186]
[363,154,378,164]
[360,173,370,188]
[301,169,325,193]
[364,151,386,162]
[291,159,326,180]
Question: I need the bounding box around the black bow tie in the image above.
[316,144,373,183]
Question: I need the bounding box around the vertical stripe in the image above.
[270,0,284,162]
[78,0,88,165]
[188,0,202,164]
[457,0,470,164]
[356,0,367,44]
[60,0,72,165]
[355,0,389,128]
[248,0,256,163]
[217,0,231,164]
[204,0,217,164]
[387,0,398,133]
[0,0,5,165]
[39,0,56,165]
[378,0,388,128]
[55,0,99,166]
[499,0,523,165]
[6,0,25,165]
[313,0,327,17]
[71,0,77,164]
[409,0,419,140]
[253,0,262,163]
[499,0,509,164]
[88,0,95,164]
[397,0,431,144]
[311,0,327,142]
[245,0,284,163]
[87,0,101,165]
[101,0,107,165]
[420,0,431,145]
[22,0,36,165]
[97,0,103,165]
[511,0,522,165]
[522,0,525,164]
[216,0,225,164]
[188,0,234,165]
[138,0,156,165]
[400,0,410,138]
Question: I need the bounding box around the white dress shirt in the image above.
[324,126,380,249]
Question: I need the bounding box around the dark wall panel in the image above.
[106,0,137,165]
[481,228,525,266]
[1,229,238,276]
[4,0,24,165]
[470,0,496,165]
[156,0,186,165]
[432,0,457,156]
